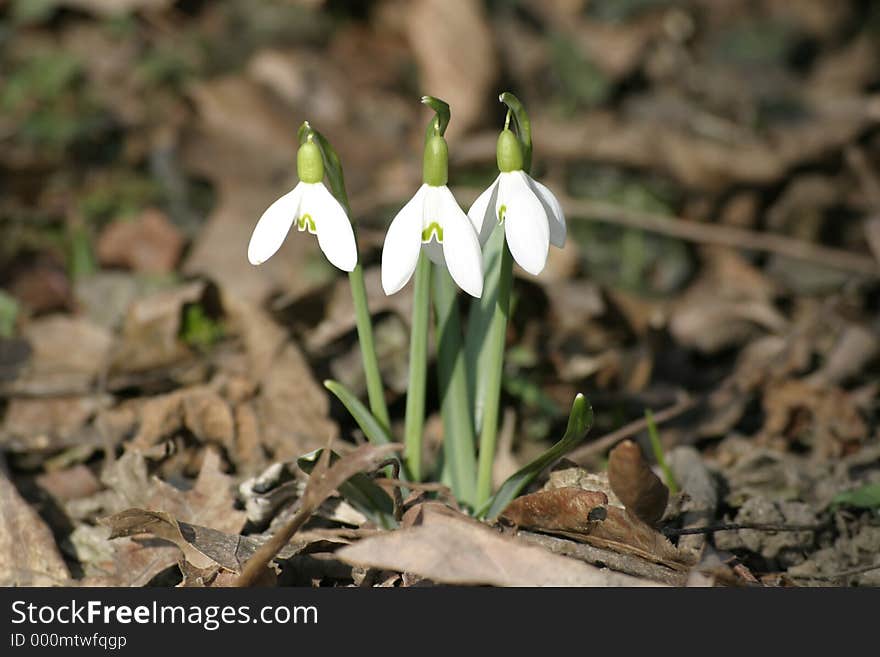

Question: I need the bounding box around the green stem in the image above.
[433,266,477,507]
[348,263,391,432]
[404,254,432,480]
[299,123,390,433]
[475,241,514,507]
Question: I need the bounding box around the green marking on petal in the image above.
[297,214,317,234]
[497,204,507,224]
[421,221,444,243]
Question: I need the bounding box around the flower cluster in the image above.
[247,117,566,299]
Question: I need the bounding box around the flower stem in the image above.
[433,266,477,507]
[404,253,432,480]
[475,240,514,507]
[348,263,391,432]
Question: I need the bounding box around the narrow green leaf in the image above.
[464,223,504,432]
[297,448,397,529]
[645,409,678,494]
[433,267,477,507]
[479,393,593,520]
[324,380,392,445]
[474,240,514,507]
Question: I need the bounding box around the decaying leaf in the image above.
[109,281,221,375]
[500,488,609,533]
[0,456,70,586]
[0,395,106,453]
[235,442,403,586]
[337,506,657,586]
[608,439,669,525]
[584,506,686,568]
[499,483,684,569]
[759,378,867,458]
[96,208,185,274]
[6,315,112,395]
[103,509,226,571]
[93,449,246,585]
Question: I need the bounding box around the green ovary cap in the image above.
[496,129,523,172]
[422,134,449,186]
[297,140,324,184]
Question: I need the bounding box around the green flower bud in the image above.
[496,129,523,173]
[422,134,449,187]
[297,140,324,184]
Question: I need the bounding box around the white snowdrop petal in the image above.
[527,175,566,248]
[466,176,500,246]
[306,183,358,272]
[381,185,428,295]
[247,183,304,265]
[437,186,483,298]
[500,171,550,276]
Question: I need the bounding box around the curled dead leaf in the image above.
[608,439,669,526]
[500,488,609,533]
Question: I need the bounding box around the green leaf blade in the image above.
[479,393,593,520]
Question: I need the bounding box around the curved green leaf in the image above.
[479,393,593,520]
[324,380,392,445]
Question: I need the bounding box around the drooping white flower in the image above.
[381,134,483,298]
[247,140,357,272]
[467,130,566,276]
[381,184,483,298]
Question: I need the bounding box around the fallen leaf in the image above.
[0,456,70,586]
[94,449,246,585]
[7,315,112,395]
[500,488,609,533]
[760,379,867,458]
[608,439,669,525]
[670,248,786,354]
[0,395,105,453]
[337,508,656,586]
[236,442,402,585]
[36,464,102,502]
[109,280,220,375]
[579,506,686,567]
[96,208,185,274]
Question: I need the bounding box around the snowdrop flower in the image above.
[467,129,566,275]
[381,134,483,298]
[247,138,357,272]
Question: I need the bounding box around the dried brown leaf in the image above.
[500,488,609,533]
[0,456,70,586]
[96,209,185,274]
[95,449,246,585]
[576,507,686,568]
[235,442,402,586]
[337,509,657,586]
[608,440,669,526]
[1,395,105,453]
[5,315,112,395]
[109,281,218,375]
